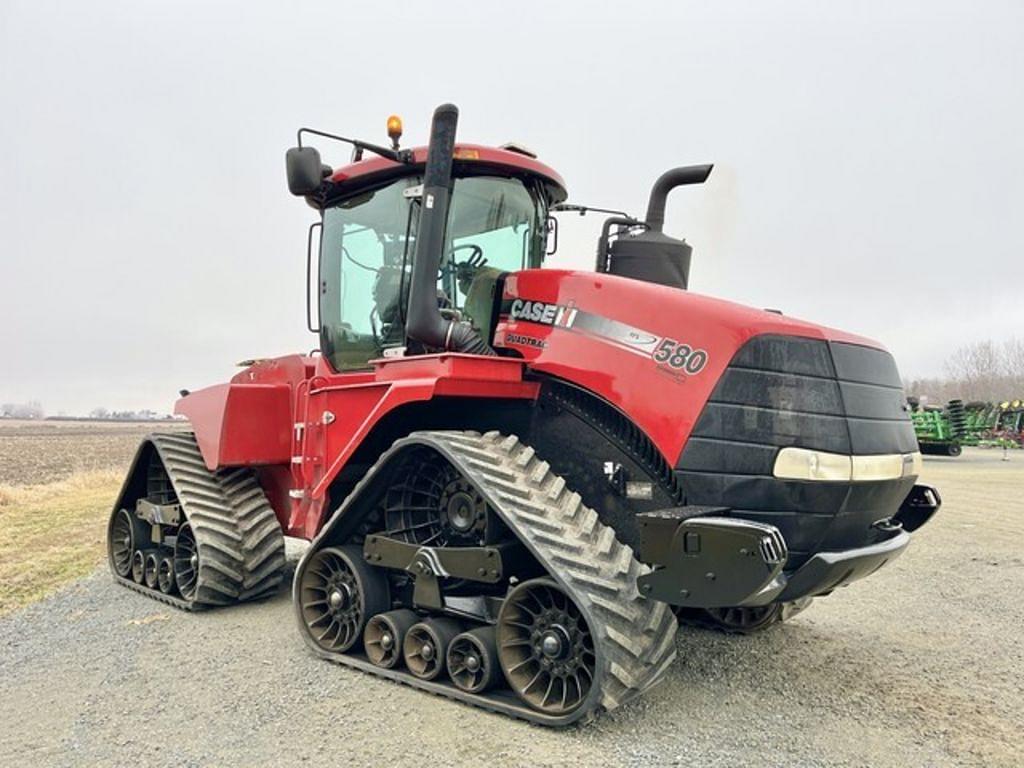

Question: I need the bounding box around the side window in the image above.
[320,180,417,371]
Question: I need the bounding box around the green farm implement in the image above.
[909,398,1024,455]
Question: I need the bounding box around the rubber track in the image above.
[296,430,678,725]
[110,432,286,609]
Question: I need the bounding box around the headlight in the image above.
[773,448,923,482]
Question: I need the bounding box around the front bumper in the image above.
[773,527,909,603]
[636,483,940,609]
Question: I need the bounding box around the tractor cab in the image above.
[286,120,566,371]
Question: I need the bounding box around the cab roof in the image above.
[323,143,568,205]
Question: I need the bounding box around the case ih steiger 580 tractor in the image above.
[107,104,940,725]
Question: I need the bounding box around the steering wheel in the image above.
[438,244,487,281]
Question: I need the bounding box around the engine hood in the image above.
[494,269,898,467]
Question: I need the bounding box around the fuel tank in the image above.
[495,269,918,565]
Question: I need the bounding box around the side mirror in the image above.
[545,215,558,256]
[286,146,325,196]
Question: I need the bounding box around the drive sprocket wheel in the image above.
[497,578,596,715]
[299,545,389,653]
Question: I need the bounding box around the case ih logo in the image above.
[505,296,712,378]
[506,296,709,378]
[509,299,578,327]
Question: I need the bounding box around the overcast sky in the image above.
[1,1,1021,415]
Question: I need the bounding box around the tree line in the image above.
[905,337,1024,404]
[0,402,174,420]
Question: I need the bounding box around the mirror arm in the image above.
[297,127,412,164]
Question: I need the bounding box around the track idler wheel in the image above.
[447,626,500,694]
[299,545,390,653]
[497,578,595,715]
[403,618,462,681]
[157,554,176,594]
[364,609,418,669]
[109,508,139,578]
[143,552,160,589]
[130,548,146,585]
[173,523,199,601]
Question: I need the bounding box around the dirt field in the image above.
[0,419,181,485]
[0,437,1021,766]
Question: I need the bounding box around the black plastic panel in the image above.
[731,334,836,378]
[676,437,777,476]
[847,417,918,454]
[712,368,844,414]
[829,341,902,388]
[839,380,908,420]
[691,402,852,454]
[677,334,918,568]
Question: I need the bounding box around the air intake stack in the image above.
[404,103,494,355]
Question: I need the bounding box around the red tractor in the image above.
[107,104,940,725]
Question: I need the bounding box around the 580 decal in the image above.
[504,295,709,378]
[651,337,708,374]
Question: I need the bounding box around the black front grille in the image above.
[676,335,917,568]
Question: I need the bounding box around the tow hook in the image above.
[872,517,903,534]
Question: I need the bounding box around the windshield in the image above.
[319,174,544,371]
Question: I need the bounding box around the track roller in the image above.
[364,609,418,669]
[298,545,390,653]
[403,618,462,681]
[144,552,161,589]
[497,578,595,715]
[157,554,176,594]
[447,626,500,694]
[131,551,146,584]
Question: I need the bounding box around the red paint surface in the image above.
[177,353,537,537]
[326,144,567,202]
[175,274,886,540]
[494,270,882,469]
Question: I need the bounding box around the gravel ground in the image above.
[1,449,1021,767]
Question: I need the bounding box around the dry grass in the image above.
[0,470,122,615]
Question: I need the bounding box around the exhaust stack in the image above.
[644,164,713,232]
[404,103,494,355]
[603,164,713,290]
